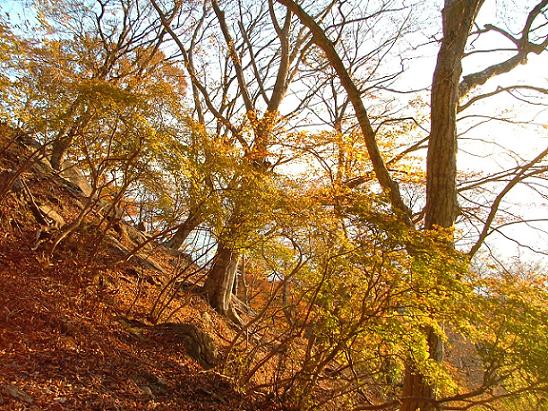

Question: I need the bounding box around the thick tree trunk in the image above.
[165,211,202,250]
[425,0,483,230]
[50,137,73,171]
[401,1,484,410]
[400,329,445,411]
[204,241,240,316]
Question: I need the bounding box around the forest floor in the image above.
[0,131,285,410]
[0,130,485,411]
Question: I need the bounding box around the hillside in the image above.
[0,1,547,407]
[1,127,546,411]
[0,130,283,410]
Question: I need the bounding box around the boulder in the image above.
[151,323,218,369]
[38,204,65,228]
[60,161,92,196]
[118,317,218,369]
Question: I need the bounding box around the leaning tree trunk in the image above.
[50,136,73,171]
[50,108,93,171]
[400,1,484,410]
[166,210,203,250]
[204,241,240,317]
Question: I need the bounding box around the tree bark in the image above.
[400,329,445,411]
[425,0,484,230]
[50,107,92,171]
[165,210,202,250]
[204,241,240,316]
[401,1,484,410]
[50,135,73,171]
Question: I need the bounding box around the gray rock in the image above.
[60,161,92,196]
[152,323,218,369]
[2,384,33,404]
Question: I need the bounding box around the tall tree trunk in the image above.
[425,0,484,230]
[401,1,484,410]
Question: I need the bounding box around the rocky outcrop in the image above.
[151,323,218,369]
[59,161,93,197]
[118,317,218,369]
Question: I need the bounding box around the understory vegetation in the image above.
[0,0,547,410]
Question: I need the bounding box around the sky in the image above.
[373,0,548,263]
[1,0,546,264]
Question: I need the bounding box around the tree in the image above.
[1,0,546,408]
[34,0,179,171]
[276,0,547,409]
[400,2,485,409]
[1,0,189,254]
[150,0,327,317]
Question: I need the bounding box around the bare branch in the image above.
[277,0,412,224]
[468,146,548,257]
[459,0,548,97]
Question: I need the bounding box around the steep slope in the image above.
[0,130,281,410]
